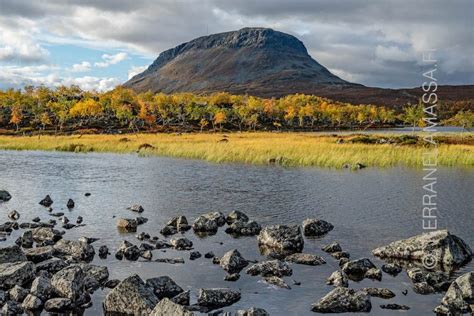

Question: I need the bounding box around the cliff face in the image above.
[124,27,352,96]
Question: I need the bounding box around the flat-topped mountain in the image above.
[124,27,353,96]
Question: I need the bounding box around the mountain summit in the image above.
[124,27,352,96]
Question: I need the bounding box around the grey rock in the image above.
[434,272,473,314]
[136,216,148,225]
[322,241,342,253]
[116,218,138,232]
[0,190,12,201]
[197,288,241,309]
[341,258,377,281]
[76,216,83,224]
[285,253,326,266]
[226,211,249,224]
[246,260,292,277]
[32,217,41,222]
[21,294,43,310]
[51,265,85,300]
[189,251,201,260]
[413,281,436,294]
[76,263,109,284]
[166,216,191,232]
[24,246,54,263]
[327,270,348,287]
[365,268,382,281]
[224,273,240,281]
[362,287,396,299]
[381,263,402,276]
[150,297,194,316]
[53,239,95,262]
[372,230,472,268]
[66,199,75,208]
[35,257,68,274]
[1,300,23,315]
[103,274,159,315]
[0,261,35,289]
[225,220,261,236]
[220,249,249,273]
[31,275,53,300]
[44,298,72,312]
[263,276,291,289]
[104,279,120,289]
[98,245,109,259]
[204,252,215,259]
[17,230,33,248]
[160,225,178,236]
[171,290,190,306]
[170,237,193,250]
[203,211,226,226]
[39,195,53,207]
[78,236,99,244]
[311,287,372,313]
[0,289,6,305]
[192,215,218,233]
[116,240,140,261]
[155,257,185,264]
[8,285,28,302]
[142,250,153,260]
[302,218,334,237]
[236,307,269,316]
[128,204,144,213]
[8,210,20,221]
[257,225,304,256]
[0,245,27,264]
[32,227,62,244]
[380,304,410,310]
[146,276,184,299]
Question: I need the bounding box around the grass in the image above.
[0,132,472,169]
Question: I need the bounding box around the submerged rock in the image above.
[192,216,218,233]
[372,230,472,268]
[103,274,159,315]
[117,218,138,232]
[226,211,249,224]
[326,270,348,287]
[285,253,326,266]
[311,287,372,313]
[0,190,12,201]
[264,276,291,289]
[128,204,144,213]
[322,242,342,253]
[362,288,396,299]
[246,260,292,277]
[170,237,193,250]
[146,276,184,299]
[236,307,269,316]
[380,304,410,310]
[39,195,53,207]
[302,218,334,237]
[220,249,249,273]
[66,199,75,208]
[341,258,378,281]
[197,288,241,309]
[257,225,304,256]
[225,220,262,236]
[381,263,402,276]
[150,297,194,316]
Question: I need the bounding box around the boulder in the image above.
[219,249,249,273]
[246,260,292,277]
[103,274,159,315]
[327,270,348,287]
[150,297,194,316]
[197,288,241,309]
[51,266,85,300]
[44,298,72,312]
[236,307,269,316]
[76,263,109,285]
[263,276,291,289]
[146,276,184,299]
[362,288,396,299]
[0,190,11,201]
[192,216,218,233]
[171,290,190,305]
[434,272,473,315]
[1,300,23,314]
[8,285,29,302]
[406,267,451,291]
[0,245,27,263]
[24,246,54,263]
[322,242,342,253]
[170,237,193,250]
[160,225,178,236]
[35,257,68,274]
[202,212,226,226]
[381,263,402,276]
[0,261,35,289]
[372,230,472,268]
[302,218,334,237]
[116,240,141,261]
[53,239,95,262]
[257,225,304,256]
[117,218,138,232]
[8,210,20,221]
[32,227,62,244]
[98,245,109,259]
[225,220,261,236]
[39,195,53,207]
[166,216,191,232]
[365,268,382,281]
[22,294,43,310]
[31,275,53,300]
[341,258,377,281]
[285,253,326,266]
[16,230,33,248]
[311,287,372,313]
[226,211,249,224]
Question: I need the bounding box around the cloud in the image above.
[94,52,128,68]
[0,27,49,63]
[69,61,92,72]
[375,45,415,63]
[127,65,147,79]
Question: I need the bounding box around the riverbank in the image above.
[0,132,472,168]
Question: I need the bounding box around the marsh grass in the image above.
[0,132,472,169]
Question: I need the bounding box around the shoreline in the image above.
[0,132,472,169]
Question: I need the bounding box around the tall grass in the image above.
[0,133,472,169]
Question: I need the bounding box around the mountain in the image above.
[125,27,473,107]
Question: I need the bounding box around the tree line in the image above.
[0,85,472,133]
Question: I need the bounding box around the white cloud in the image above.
[127,65,147,79]
[0,27,49,63]
[94,52,128,68]
[375,45,415,62]
[69,61,91,72]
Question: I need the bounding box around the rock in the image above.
[322,242,342,253]
[98,245,109,259]
[380,304,410,310]
[146,276,184,299]
[434,272,473,314]
[142,250,153,260]
[85,192,91,197]
[39,195,53,207]
[406,267,451,291]
[66,199,75,208]
[302,218,334,237]
[246,260,292,277]
[17,230,33,248]
[166,216,191,232]
[257,225,304,256]
[285,253,326,266]
[197,288,241,309]
[226,211,249,224]
[161,225,178,236]
[35,257,68,274]
[170,237,193,250]
[0,190,12,201]
[362,288,396,299]
[116,240,141,261]
[136,216,148,225]
[311,287,372,313]
[53,239,95,262]
[413,282,436,294]
[203,211,226,226]
[32,227,62,244]
[44,298,72,312]
[192,216,218,233]
[264,276,291,289]
[103,274,159,315]
[0,290,6,305]
[137,232,150,241]
[76,216,83,224]
[236,307,269,316]
[50,212,64,217]
[155,258,185,264]
[0,245,27,263]
[204,251,215,259]
[104,279,120,289]
[139,243,154,251]
[51,265,85,300]
[341,258,377,281]
[225,220,262,236]
[77,263,109,285]
[0,261,35,289]
[327,271,348,287]
[224,273,240,281]
[8,210,20,221]
[128,204,144,213]
[381,263,402,276]
[1,300,23,314]
[190,251,201,260]
[24,246,54,263]
[150,297,194,316]
[220,249,249,273]
[171,290,190,306]
[8,285,29,302]
[22,294,43,310]
[31,275,53,300]
[78,236,99,244]
[372,230,472,268]
[117,218,138,232]
[19,222,40,229]
[365,268,382,281]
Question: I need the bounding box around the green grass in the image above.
[0,132,472,169]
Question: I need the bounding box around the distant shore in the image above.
[0,132,472,169]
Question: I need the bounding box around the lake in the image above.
[0,150,473,315]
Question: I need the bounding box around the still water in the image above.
[0,150,472,315]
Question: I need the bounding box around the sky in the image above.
[0,0,472,91]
